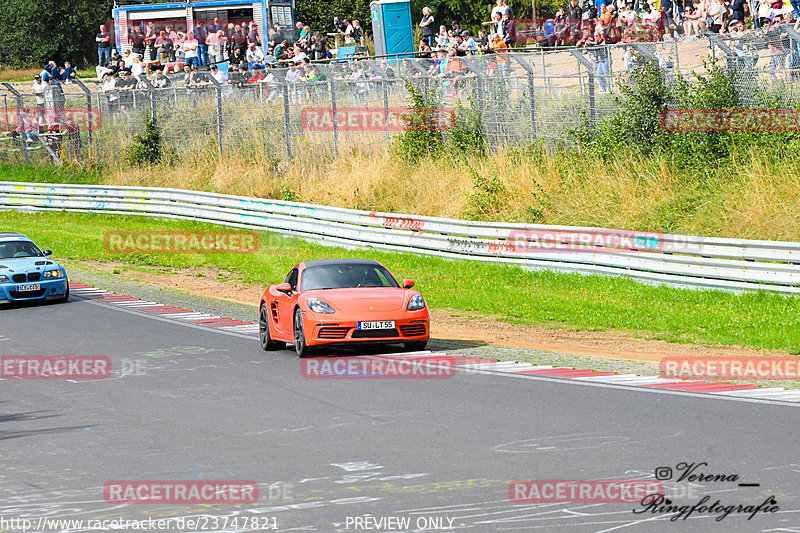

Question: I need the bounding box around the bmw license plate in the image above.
[358,320,395,330]
[17,283,40,292]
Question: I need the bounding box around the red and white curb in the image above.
[69,281,800,404]
[69,281,260,336]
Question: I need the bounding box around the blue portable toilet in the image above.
[370,0,414,59]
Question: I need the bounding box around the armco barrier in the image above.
[1,181,800,294]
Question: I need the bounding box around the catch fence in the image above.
[2,29,800,165]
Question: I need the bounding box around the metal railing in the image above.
[1,181,799,294]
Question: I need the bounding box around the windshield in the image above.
[301,264,399,291]
[0,240,43,259]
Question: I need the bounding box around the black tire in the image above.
[404,341,428,352]
[294,307,314,358]
[57,284,69,303]
[259,304,285,351]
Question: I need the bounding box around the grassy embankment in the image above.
[2,144,800,242]
[2,210,800,354]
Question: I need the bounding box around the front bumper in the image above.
[306,313,429,346]
[0,278,68,303]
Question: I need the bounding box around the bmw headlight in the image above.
[43,270,62,278]
[307,297,335,314]
[0,275,7,282]
[407,294,426,311]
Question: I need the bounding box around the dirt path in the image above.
[76,260,792,363]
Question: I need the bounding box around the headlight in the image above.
[43,270,62,278]
[407,294,426,311]
[307,297,335,314]
[0,275,7,282]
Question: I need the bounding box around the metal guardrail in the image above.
[1,181,800,294]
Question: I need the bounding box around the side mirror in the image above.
[402,279,415,289]
[276,282,293,294]
[42,249,53,256]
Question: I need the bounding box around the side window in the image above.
[285,269,298,291]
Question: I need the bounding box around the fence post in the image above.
[570,50,597,128]
[382,79,389,144]
[282,81,292,160]
[206,74,224,153]
[2,83,28,164]
[73,79,94,149]
[329,79,339,158]
[511,55,537,140]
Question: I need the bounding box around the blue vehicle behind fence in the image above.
[0,233,69,304]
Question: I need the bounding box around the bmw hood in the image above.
[0,257,59,274]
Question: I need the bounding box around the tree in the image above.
[294,0,372,36]
[0,0,111,68]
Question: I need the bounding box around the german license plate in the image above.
[358,320,395,330]
[17,283,40,292]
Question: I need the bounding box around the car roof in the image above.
[0,232,31,241]
[302,259,382,268]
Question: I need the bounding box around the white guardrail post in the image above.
[1,181,800,295]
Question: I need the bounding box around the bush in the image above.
[463,167,507,220]
[393,81,444,164]
[126,118,163,167]
[447,101,485,157]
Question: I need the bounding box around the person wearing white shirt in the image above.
[285,61,303,104]
[209,64,232,96]
[246,43,265,69]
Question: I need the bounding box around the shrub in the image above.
[393,81,444,164]
[126,118,163,167]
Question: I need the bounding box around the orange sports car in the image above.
[259,259,430,357]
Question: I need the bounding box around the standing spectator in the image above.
[311,33,328,60]
[569,0,584,24]
[248,23,261,47]
[420,7,436,47]
[491,0,508,18]
[155,30,173,62]
[144,21,158,61]
[343,18,355,43]
[286,60,303,104]
[707,0,725,32]
[129,23,146,58]
[31,74,46,124]
[352,20,364,45]
[208,17,222,34]
[270,23,286,44]
[183,32,199,68]
[193,21,208,66]
[96,24,112,67]
[231,25,248,56]
[207,30,225,64]
[728,0,746,28]
[489,34,509,75]
[502,12,517,46]
[493,12,505,41]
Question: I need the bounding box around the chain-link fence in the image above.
[2,31,799,166]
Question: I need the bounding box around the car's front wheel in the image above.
[259,304,285,351]
[294,308,314,358]
[57,284,69,303]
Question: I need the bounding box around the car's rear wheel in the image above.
[404,341,427,352]
[294,308,314,358]
[259,304,285,351]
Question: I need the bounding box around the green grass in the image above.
[0,163,99,184]
[4,210,800,354]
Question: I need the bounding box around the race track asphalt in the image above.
[1,294,799,533]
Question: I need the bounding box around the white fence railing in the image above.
[2,181,800,294]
